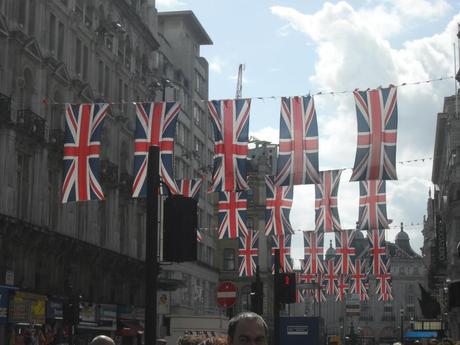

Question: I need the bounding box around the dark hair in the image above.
[227,312,268,339]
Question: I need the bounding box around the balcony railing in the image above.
[16,109,46,142]
[0,93,12,124]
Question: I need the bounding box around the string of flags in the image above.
[37,75,453,105]
[58,80,434,303]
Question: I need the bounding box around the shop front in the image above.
[8,290,47,345]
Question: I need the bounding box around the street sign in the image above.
[217,281,237,308]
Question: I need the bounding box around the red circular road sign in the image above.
[217,281,238,308]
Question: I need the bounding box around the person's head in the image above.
[89,335,116,345]
[198,336,228,345]
[227,312,268,345]
[177,335,207,345]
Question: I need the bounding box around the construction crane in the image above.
[235,64,245,99]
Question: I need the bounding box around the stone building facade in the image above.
[426,93,460,339]
[0,1,220,344]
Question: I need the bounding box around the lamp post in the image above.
[400,307,405,344]
[144,78,174,345]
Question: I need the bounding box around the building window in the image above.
[75,38,82,75]
[223,248,235,271]
[27,0,35,36]
[17,0,26,28]
[49,14,56,53]
[83,46,89,80]
[99,202,107,246]
[17,153,31,219]
[104,65,110,96]
[98,60,103,94]
[57,22,64,61]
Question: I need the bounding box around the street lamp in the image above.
[400,307,405,344]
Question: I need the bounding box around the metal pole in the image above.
[145,145,160,345]
[400,308,404,344]
[274,249,280,345]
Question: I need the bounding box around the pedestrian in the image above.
[177,335,207,345]
[227,312,268,345]
[89,335,116,345]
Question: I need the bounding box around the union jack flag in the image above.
[275,96,320,186]
[335,230,356,274]
[173,178,203,200]
[132,102,180,198]
[264,176,294,236]
[350,257,369,302]
[350,86,398,181]
[295,272,305,303]
[315,170,342,232]
[335,274,349,302]
[376,256,393,301]
[238,230,259,277]
[303,231,324,274]
[208,99,250,192]
[323,258,338,295]
[271,233,293,273]
[298,265,325,303]
[197,228,203,242]
[218,191,249,239]
[62,103,109,203]
[358,180,389,230]
[367,229,387,275]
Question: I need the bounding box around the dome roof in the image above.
[325,240,336,259]
[396,230,409,241]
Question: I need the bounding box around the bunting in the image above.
[358,180,390,230]
[264,175,294,236]
[238,230,259,277]
[275,96,320,186]
[132,102,180,197]
[295,272,305,303]
[208,99,251,192]
[350,258,369,302]
[303,231,324,275]
[315,170,342,232]
[335,274,349,302]
[367,229,388,275]
[271,233,293,273]
[323,258,338,295]
[197,228,203,242]
[62,103,109,203]
[217,191,249,239]
[335,230,356,274]
[173,178,203,200]
[376,256,393,301]
[350,86,398,181]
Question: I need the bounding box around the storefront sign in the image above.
[158,292,170,315]
[79,302,97,326]
[9,291,47,325]
[118,305,145,321]
[99,304,117,330]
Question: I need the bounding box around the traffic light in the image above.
[250,281,263,315]
[277,272,296,304]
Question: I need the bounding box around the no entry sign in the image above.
[217,281,237,308]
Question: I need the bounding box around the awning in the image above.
[117,322,144,337]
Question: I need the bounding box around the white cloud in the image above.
[388,0,451,19]
[155,0,186,10]
[249,126,279,144]
[270,2,460,253]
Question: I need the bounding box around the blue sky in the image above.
[157,0,460,258]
